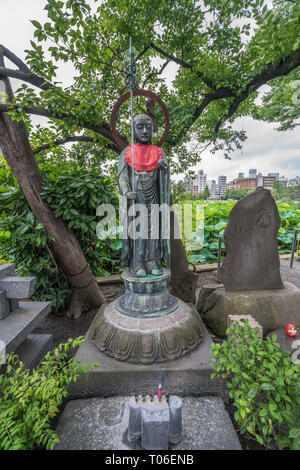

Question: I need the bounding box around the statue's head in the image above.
[133,114,153,144]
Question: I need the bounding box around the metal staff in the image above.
[129,37,136,272]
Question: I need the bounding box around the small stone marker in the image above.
[0,263,36,319]
[227,315,263,338]
[221,187,284,291]
[0,263,52,370]
[128,393,182,450]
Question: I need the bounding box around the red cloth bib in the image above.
[125,143,163,171]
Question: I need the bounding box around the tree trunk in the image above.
[170,206,198,304]
[0,112,107,318]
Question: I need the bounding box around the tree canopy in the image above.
[1,0,300,173]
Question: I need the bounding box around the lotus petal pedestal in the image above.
[91,269,204,364]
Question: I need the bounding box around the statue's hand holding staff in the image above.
[157,159,169,172]
[127,191,137,200]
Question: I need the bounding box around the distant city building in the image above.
[183,176,193,192]
[232,177,257,190]
[249,169,257,179]
[193,170,207,194]
[278,176,288,187]
[238,172,244,179]
[268,173,280,179]
[257,175,276,190]
[226,181,234,191]
[218,175,227,197]
[210,180,220,199]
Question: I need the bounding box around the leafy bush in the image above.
[0,157,121,311]
[211,320,300,449]
[0,337,98,450]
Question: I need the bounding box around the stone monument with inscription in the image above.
[197,187,300,336]
[221,187,284,291]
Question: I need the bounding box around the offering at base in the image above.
[128,390,182,450]
[285,324,298,338]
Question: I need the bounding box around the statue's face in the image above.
[134,117,153,144]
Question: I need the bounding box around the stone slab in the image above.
[0,291,19,320]
[68,311,225,400]
[0,276,36,299]
[14,333,53,370]
[0,289,10,320]
[198,281,300,337]
[0,263,16,278]
[0,301,51,353]
[54,396,241,450]
[221,187,284,291]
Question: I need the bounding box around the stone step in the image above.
[0,301,51,354]
[0,276,35,299]
[14,333,53,370]
[0,263,16,278]
[54,396,241,450]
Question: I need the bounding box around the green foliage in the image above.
[0,155,121,311]
[272,182,300,209]
[223,188,254,200]
[176,197,300,265]
[0,337,98,450]
[211,320,300,449]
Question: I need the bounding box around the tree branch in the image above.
[141,60,170,89]
[0,66,54,91]
[214,47,300,134]
[0,45,31,73]
[32,135,119,154]
[149,42,232,95]
[0,102,123,152]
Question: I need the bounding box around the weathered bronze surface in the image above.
[90,299,204,364]
[115,269,179,318]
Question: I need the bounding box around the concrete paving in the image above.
[55,396,241,451]
[280,259,300,290]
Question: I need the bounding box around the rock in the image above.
[198,282,300,337]
[221,187,284,291]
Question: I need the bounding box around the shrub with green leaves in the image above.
[0,156,121,311]
[211,320,300,450]
[0,336,97,450]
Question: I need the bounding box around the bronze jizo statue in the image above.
[118,114,171,277]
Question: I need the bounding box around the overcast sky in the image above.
[1,0,300,182]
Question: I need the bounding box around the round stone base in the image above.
[115,269,178,318]
[90,299,204,364]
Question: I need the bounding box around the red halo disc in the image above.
[110,89,170,150]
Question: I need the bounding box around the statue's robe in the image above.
[117,143,171,273]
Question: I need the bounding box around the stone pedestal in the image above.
[91,268,203,364]
[115,269,178,317]
[68,306,224,400]
[90,298,204,364]
[197,282,300,337]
